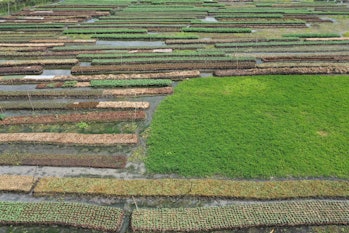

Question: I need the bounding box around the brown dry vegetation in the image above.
[0,133,138,145]
[214,66,349,76]
[0,175,37,193]
[34,178,349,199]
[0,154,127,168]
[0,111,145,125]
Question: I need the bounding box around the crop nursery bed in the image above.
[261,54,349,62]
[0,110,145,125]
[0,65,43,76]
[0,175,37,193]
[214,66,349,76]
[131,200,349,232]
[0,71,200,84]
[0,101,150,110]
[0,87,172,99]
[71,62,256,74]
[0,133,138,146]
[0,59,79,67]
[0,202,124,233]
[33,178,349,199]
[0,154,127,168]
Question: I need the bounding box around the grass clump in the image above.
[146,75,349,179]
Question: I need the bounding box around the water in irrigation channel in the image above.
[202,16,218,22]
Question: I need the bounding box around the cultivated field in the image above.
[0,0,348,232]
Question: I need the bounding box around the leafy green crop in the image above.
[182,27,252,33]
[0,202,124,232]
[146,75,349,179]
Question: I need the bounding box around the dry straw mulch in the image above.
[0,133,138,145]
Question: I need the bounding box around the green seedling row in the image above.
[215,14,284,18]
[132,201,349,232]
[282,33,341,38]
[77,50,226,60]
[91,56,254,65]
[92,33,199,40]
[63,28,148,34]
[215,40,349,48]
[90,79,173,88]
[182,27,252,33]
[0,202,124,232]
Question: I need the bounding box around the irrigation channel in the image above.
[0,0,348,232]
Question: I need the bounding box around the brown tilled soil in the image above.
[0,133,138,145]
[0,65,43,75]
[0,111,146,125]
[0,154,127,169]
[71,62,256,74]
[214,66,349,76]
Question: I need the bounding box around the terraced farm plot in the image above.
[0,0,348,232]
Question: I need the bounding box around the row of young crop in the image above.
[0,202,124,232]
[215,40,349,48]
[0,88,172,100]
[0,153,127,168]
[35,79,172,89]
[0,71,200,84]
[91,56,254,65]
[214,65,349,76]
[0,100,150,110]
[1,175,348,199]
[1,199,347,232]
[0,132,138,146]
[132,200,349,232]
[30,177,349,199]
[71,61,256,75]
[77,50,226,61]
[0,110,145,125]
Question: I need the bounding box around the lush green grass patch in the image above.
[146,75,349,179]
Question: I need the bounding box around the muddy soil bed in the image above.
[0,110,145,125]
[0,133,138,146]
[0,66,43,76]
[0,154,127,169]
[214,66,349,76]
[71,62,256,75]
[0,59,79,67]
